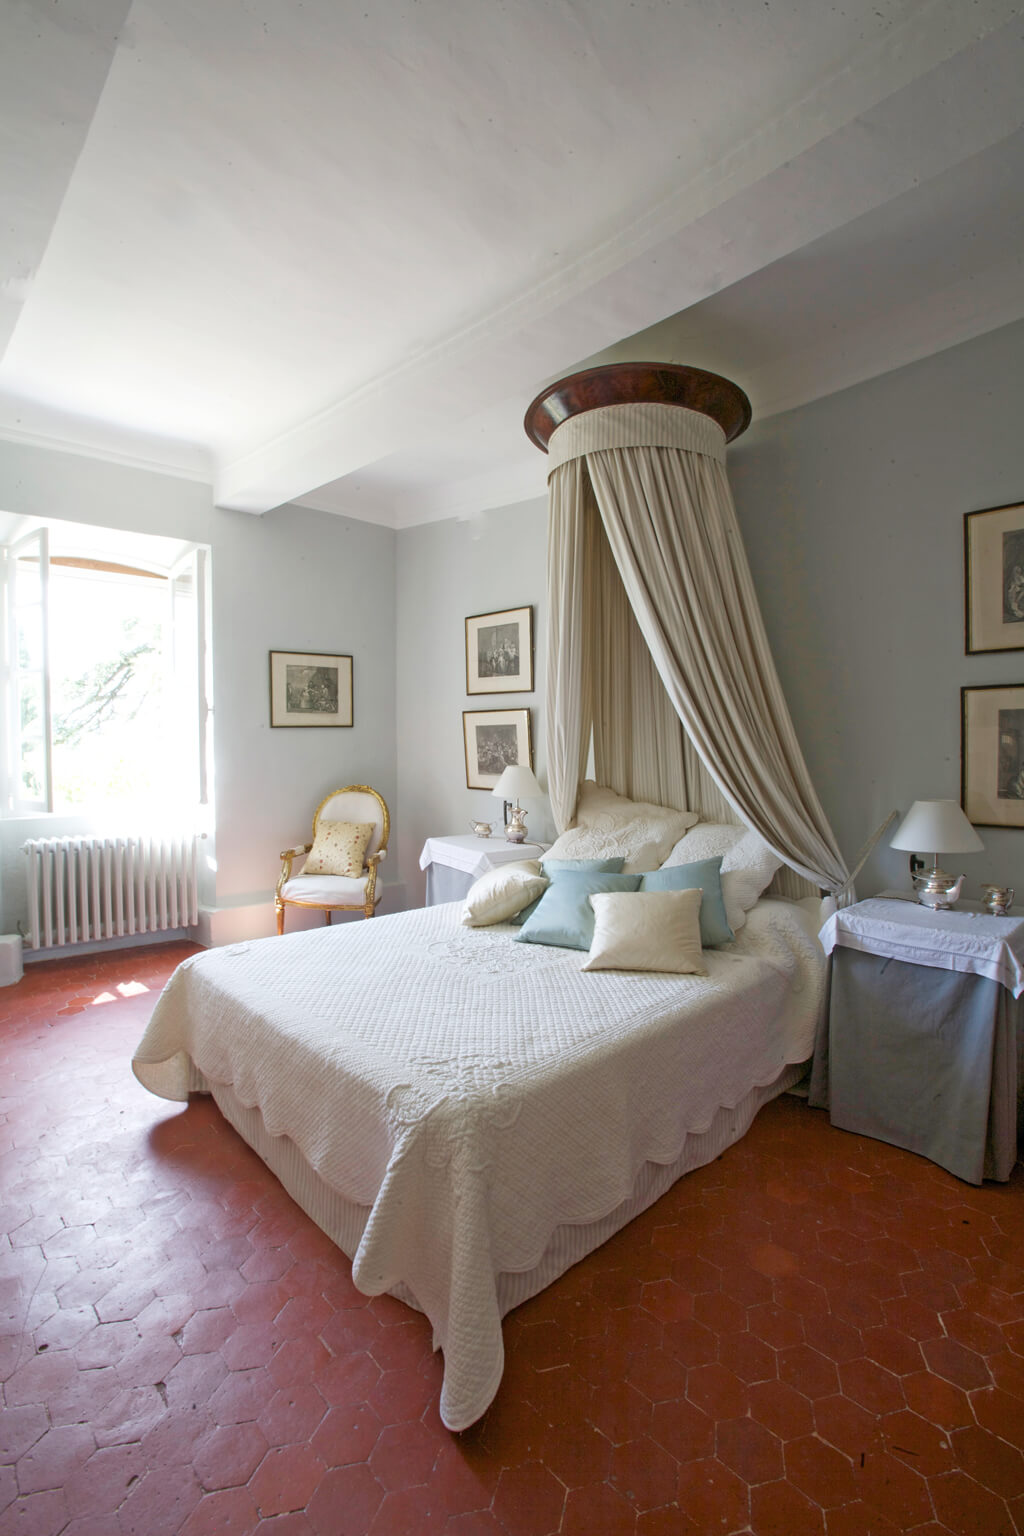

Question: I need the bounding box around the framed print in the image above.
[465,606,534,694]
[270,651,353,727]
[964,500,1024,653]
[463,708,532,790]
[962,683,1024,828]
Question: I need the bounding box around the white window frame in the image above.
[4,529,52,815]
[2,530,210,818]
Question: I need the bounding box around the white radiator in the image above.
[22,834,200,950]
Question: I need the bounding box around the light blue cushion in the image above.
[540,856,625,874]
[514,871,641,950]
[510,855,626,925]
[641,857,734,948]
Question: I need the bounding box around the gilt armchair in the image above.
[275,785,390,933]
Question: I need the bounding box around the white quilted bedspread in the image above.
[132,897,824,1429]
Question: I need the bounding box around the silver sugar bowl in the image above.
[981,884,1015,917]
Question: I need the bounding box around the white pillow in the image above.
[662,822,782,933]
[547,783,699,874]
[721,829,783,924]
[462,861,549,927]
[582,889,706,974]
[662,822,746,867]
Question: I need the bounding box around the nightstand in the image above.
[809,896,1024,1185]
[419,834,550,906]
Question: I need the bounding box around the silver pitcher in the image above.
[981,884,1015,917]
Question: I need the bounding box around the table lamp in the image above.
[492,765,543,844]
[889,799,983,908]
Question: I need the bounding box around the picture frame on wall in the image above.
[964,500,1024,654]
[269,651,353,727]
[962,683,1024,829]
[463,708,532,790]
[465,606,534,694]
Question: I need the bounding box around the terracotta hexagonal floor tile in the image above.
[920,1335,992,1392]
[929,1469,1017,1536]
[838,1356,906,1417]
[491,1460,565,1536]
[676,1455,749,1532]
[305,1461,383,1536]
[367,1419,439,1493]
[877,1408,954,1479]
[250,1444,326,1519]
[178,1486,261,1535]
[561,1480,637,1536]
[192,1420,268,1491]
[951,1422,1024,1500]
[716,1416,783,1487]
[716,1328,777,1385]
[784,1433,857,1508]
[777,1344,840,1400]
[857,1447,932,1528]
[608,1435,678,1511]
[15,1423,95,1496]
[257,1383,328,1447]
[748,1477,825,1535]
[901,1369,974,1430]
[686,1363,749,1422]
[812,1394,879,1461]
[310,1403,382,1469]
[747,1377,815,1442]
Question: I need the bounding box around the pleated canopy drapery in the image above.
[525,364,850,901]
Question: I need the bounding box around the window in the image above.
[3,522,210,818]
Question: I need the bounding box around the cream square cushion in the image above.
[582,888,706,974]
[544,782,699,875]
[304,820,375,877]
[662,822,782,932]
[462,861,549,927]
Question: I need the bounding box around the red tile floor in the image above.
[2,942,1024,1535]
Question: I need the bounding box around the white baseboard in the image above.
[196,883,410,949]
[0,934,23,986]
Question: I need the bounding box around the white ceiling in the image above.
[2,0,1023,528]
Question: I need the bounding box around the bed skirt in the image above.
[204,1059,804,1343]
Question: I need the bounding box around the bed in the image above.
[133,887,826,1430]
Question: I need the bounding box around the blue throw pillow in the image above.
[514,871,641,950]
[510,855,626,925]
[540,856,626,874]
[641,857,734,948]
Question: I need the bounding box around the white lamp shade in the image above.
[492,764,543,802]
[890,799,984,854]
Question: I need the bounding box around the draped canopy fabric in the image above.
[544,401,849,899]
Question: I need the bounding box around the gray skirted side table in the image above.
[809,895,1024,1185]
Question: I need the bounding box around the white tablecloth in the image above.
[418,834,548,879]
[819,896,1024,998]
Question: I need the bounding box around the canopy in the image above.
[525,364,849,901]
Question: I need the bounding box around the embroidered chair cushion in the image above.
[304,820,375,878]
[582,888,706,975]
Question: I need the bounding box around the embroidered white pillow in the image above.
[662,822,782,932]
[582,888,706,974]
[547,783,699,874]
[462,861,549,927]
[304,820,375,877]
[662,822,746,868]
[721,829,783,924]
